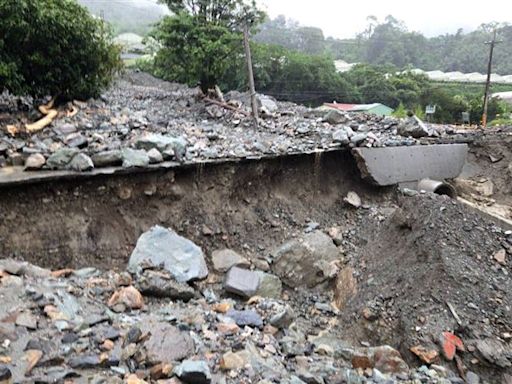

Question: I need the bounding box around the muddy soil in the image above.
[0,150,393,271]
[338,194,512,382]
[460,133,512,206]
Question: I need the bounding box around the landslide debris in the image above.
[1,193,511,383]
[339,193,512,382]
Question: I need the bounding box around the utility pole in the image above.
[482,29,503,127]
[243,24,259,127]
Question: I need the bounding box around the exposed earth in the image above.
[0,72,512,384]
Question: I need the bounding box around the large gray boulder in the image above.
[128,226,208,283]
[272,231,339,288]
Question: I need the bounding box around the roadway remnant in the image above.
[352,144,468,186]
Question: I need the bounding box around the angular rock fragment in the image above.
[107,286,144,310]
[224,267,260,298]
[129,226,208,283]
[143,323,194,364]
[137,269,196,301]
[226,309,263,328]
[173,360,211,384]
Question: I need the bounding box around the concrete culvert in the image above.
[417,179,457,198]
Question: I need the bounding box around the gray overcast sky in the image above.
[258,0,511,38]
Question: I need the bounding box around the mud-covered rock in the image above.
[272,231,339,288]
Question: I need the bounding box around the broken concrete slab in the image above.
[352,144,468,186]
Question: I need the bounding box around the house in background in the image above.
[323,102,394,117]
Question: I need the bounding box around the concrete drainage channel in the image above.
[1,144,512,383]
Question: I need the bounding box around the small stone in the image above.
[226,309,263,328]
[0,365,12,381]
[344,191,362,208]
[24,153,46,170]
[143,324,194,364]
[324,109,349,125]
[224,267,260,298]
[333,267,357,310]
[332,128,350,145]
[16,312,38,330]
[46,148,79,169]
[212,249,250,273]
[66,153,94,172]
[91,150,123,167]
[494,249,507,265]
[255,272,282,299]
[217,323,240,335]
[147,148,164,164]
[107,286,144,310]
[270,307,295,329]
[122,148,150,168]
[68,355,102,369]
[220,350,250,370]
[24,349,43,375]
[410,345,439,364]
[173,360,211,384]
[466,372,480,384]
[101,339,115,351]
[137,270,196,302]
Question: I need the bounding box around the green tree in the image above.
[153,0,263,92]
[0,0,122,100]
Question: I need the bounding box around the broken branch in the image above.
[204,97,250,116]
[25,109,58,133]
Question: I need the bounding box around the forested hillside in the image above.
[254,16,512,75]
[78,0,166,35]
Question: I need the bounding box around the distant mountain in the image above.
[78,0,168,35]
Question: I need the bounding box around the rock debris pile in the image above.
[1,193,511,383]
[1,71,452,172]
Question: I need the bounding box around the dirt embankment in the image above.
[0,150,392,271]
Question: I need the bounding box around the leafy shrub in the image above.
[0,0,122,100]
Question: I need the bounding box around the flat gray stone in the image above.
[128,226,208,283]
[224,267,260,298]
[352,144,468,186]
[226,309,263,328]
[212,249,250,273]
